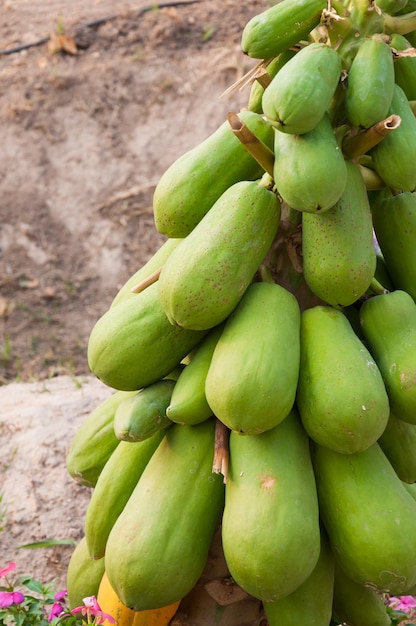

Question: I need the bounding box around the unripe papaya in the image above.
[222,411,321,602]
[248,50,296,114]
[388,33,416,100]
[66,390,136,487]
[296,306,390,454]
[87,282,207,391]
[263,530,334,626]
[345,36,395,129]
[378,412,416,483]
[302,161,376,307]
[113,379,175,442]
[376,0,409,12]
[157,180,281,331]
[370,189,416,301]
[370,83,416,192]
[273,113,347,213]
[312,441,416,594]
[152,111,274,238]
[205,282,300,435]
[359,290,416,425]
[105,420,225,611]
[262,43,342,135]
[67,537,106,609]
[84,431,166,560]
[241,0,327,60]
[166,325,223,426]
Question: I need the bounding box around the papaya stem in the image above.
[369,276,390,296]
[255,68,272,90]
[258,264,276,284]
[213,419,229,484]
[342,114,401,159]
[227,112,275,178]
[130,266,163,294]
[383,10,416,36]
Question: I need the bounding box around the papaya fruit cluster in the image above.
[65,1,416,625]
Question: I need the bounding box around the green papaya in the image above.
[204,282,300,435]
[241,0,327,60]
[359,290,416,425]
[262,43,342,135]
[222,411,321,602]
[105,420,225,611]
[166,325,223,426]
[157,180,281,331]
[263,530,334,626]
[370,190,416,301]
[302,160,376,307]
[84,431,166,559]
[312,441,416,594]
[376,0,409,13]
[378,412,416,483]
[345,36,395,129]
[247,50,296,115]
[332,560,392,626]
[66,390,136,487]
[66,537,106,609]
[110,238,182,308]
[389,33,416,100]
[296,305,390,454]
[87,282,207,391]
[370,83,416,192]
[113,379,175,442]
[273,113,348,213]
[152,110,274,238]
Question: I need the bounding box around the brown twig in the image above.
[227,112,275,177]
[342,114,402,160]
[213,419,229,484]
[130,266,163,294]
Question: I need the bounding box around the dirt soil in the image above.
[0,0,270,384]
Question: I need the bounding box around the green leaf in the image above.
[18,539,77,549]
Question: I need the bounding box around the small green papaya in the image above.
[263,530,334,626]
[84,431,166,560]
[241,0,327,60]
[370,189,416,301]
[247,50,296,114]
[273,113,348,213]
[205,282,300,435]
[262,43,342,135]
[222,411,321,602]
[332,560,392,626]
[378,412,416,483]
[166,325,223,426]
[113,379,175,442]
[66,537,106,609]
[302,160,376,307]
[345,36,395,129]
[359,290,416,424]
[105,420,225,611]
[376,0,409,12]
[152,110,274,238]
[388,33,416,100]
[297,306,390,454]
[87,282,207,391]
[66,390,136,487]
[370,83,416,192]
[312,441,416,594]
[157,180,281,331]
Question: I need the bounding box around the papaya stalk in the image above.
[213,418,229,483]
[130,266,163,294]
[383,10,416,36]
[227,112,275,177]
[342,114,401,159]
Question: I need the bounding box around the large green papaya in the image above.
[152,110,274,238]
[370,189,416,301]
[262,43,342,135]
[66,537,106,609]
[204,281,300,435]
[241,0,327,60]
[66,390,135,487]
[87,282,207,391]
[370,83,416,192]
[345,35,395,129]
[221,411,321,602]
[378,412,416,483]
[359,290,416,424]
[84,431,166,560]
[301,161,376,307]
[157,180,281,331]
[104,420,225,611]
[263,530,334,626]
[296,305,390,454]
[273,113,348,213]
[312,441,416,594]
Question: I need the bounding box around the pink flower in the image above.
[48,601,65,621]
[72,595,116,624]
[0,562,17,578]
[389,595,416,614]
[0,590,25,607]
[53,589,68,602]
